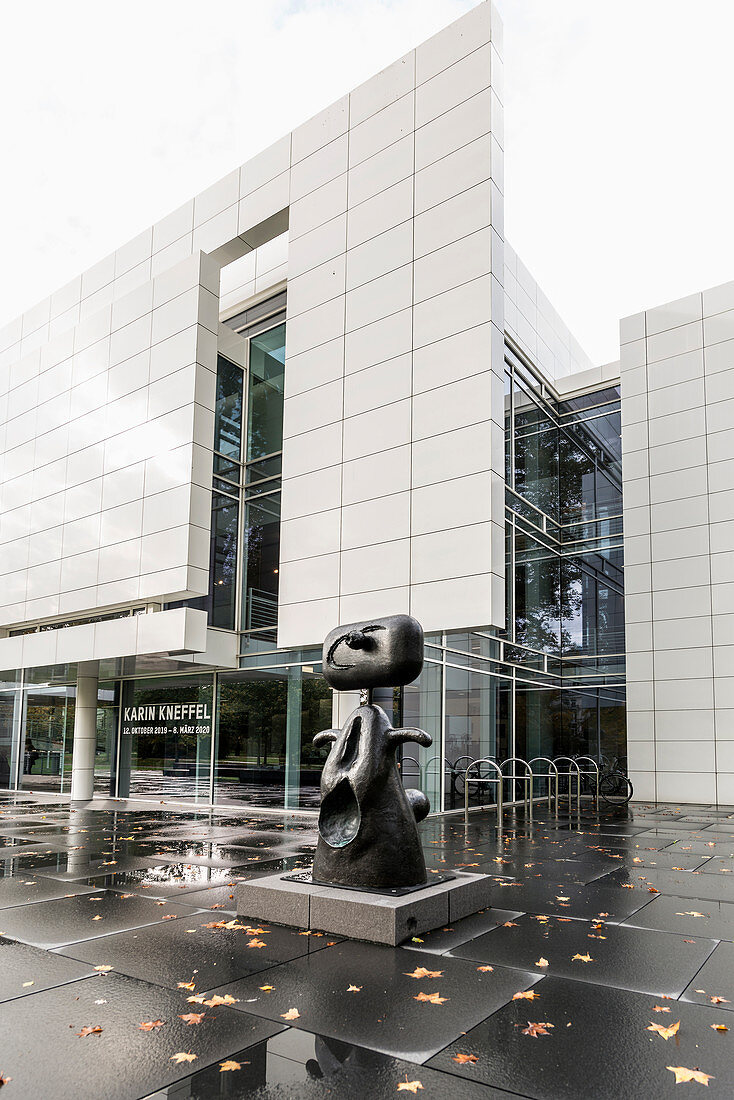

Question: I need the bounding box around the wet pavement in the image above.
[0,795,733,1097]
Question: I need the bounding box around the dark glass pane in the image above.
[214,667,331,810]
[210,493,239,630]
[94,682,119,796]
[0,674,21,790]
[214,355,243,460]
[242,491,280,631]
[20,685,75,794]
[514,533,561,653]
[513,379,559,519]
[247,323,286,462]
[117,674,213,802]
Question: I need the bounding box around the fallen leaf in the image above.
[0,1075,11,1086]
[281,1007,301,1020]
[259,985,274,992]
[91,915,103,921]
[138,1019,166,1031]
[397,1077,424,1094]
[187,994,206,1005]
[521,1021,553,1037]
[476,966,494,972]
[404,967,443,979]
[675,912,707,919]
[76,1025,103,1038]
[177,981,196,991]
[666,1066,714,1086]
[647,1020,680,1040]
[452,1053,478,1064]
[347,984,362,992]
[535,958,549,968]
[203,994,239,1007]
[710,1024,729,1032]
[93,966,113,973]
[247,939,267,948]
[572,953,593,963]
[220,1060,244,1072]
[513,990,540,1001]
[178,1013,206,1025]
[414,992,448,1005]
[22,981,33,987]
[170,1052,197,1064]
[503,921,518,927]
[653,1005,671,1013]
[710,996,730,1004]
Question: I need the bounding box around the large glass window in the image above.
[20,683,75,794]
[117,673,213,802]
[214,664,332,809]
[0,672,21,790]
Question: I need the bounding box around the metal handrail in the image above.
[553,755,582,814]
[464,758,503,828]
[528,756,560,813]
[500,756,534,824]
[574,755,600,809]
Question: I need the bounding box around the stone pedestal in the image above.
[236,871,492,947]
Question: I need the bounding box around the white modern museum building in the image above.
[0,1,731,810]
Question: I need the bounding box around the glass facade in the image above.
[0,303,626,812]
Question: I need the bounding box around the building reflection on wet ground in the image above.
[0,793,733,1097]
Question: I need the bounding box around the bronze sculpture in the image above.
[312,614,432,890]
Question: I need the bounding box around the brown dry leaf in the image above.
[404,967,443,980]
[93,965,113,973]
[204,994,239,1007]
[177,981,196,991]
[710,996,730,1004]
[259,985,274,992]
[281,1007,301,1020]
[477,966,494,973]
[0,1074,11,1086]
[710,1024,729,1032]
[187,994,206,1005]
[666,1066,714,1086]
[503,921,518,928]
[535,958,549,968]
[178,1013,206,1026]
[138,1019,166,1031]
[572,953,593,963]
[203,920,227,930]
[76,1025,103,1038]
[521,1021,553,1037]
[220,1060,244,1072]
[414,991,448,1005]
[247,939,267,949]
[647,1019,680,1040]
[648,887,660,894]
[621,884,635,889]
[556,897,570,902]
[653,1005,671,1013]
[513,990,540,1001]
[452,1053,479,1064]
[91,915,103,921]
[397,1077,424,1094]
[347,984,362,992]
[170,1052,197,1064]
[161,915,176,921]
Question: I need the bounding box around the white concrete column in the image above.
[70,661,99,802]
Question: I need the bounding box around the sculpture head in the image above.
[322,614,424,692]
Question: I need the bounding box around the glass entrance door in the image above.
[20,685,75,794]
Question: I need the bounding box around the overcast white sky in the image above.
[1,0,732,363]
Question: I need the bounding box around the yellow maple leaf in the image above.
[177,981,195,991]
[452,1053,478,1064]
[247,939,267,949]
[513,990,540,1001]
[219,1060,244,1072]
[203,994,239,1007]
[477,965,494,972]
[414,991,447,1005]
[281,1007,301,1020]
[647,1019,680,1040]
[347,984,362,992]
[404,967,443,979]
[170,1052,197,1064]
[259,985,274,992]
[652,1005,671,1013]
[666,1066,714,1086]
[572,953,592,963]
[397,1077,424,1094]
[535,958,549,968]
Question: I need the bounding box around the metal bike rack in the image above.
[574,755,600,809]
[463,758,503,828]
[553,755,582,814]
[500,757,534,824]
[528,756,560,814]
[398,754,422,788]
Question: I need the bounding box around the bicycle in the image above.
[575,756,633,806]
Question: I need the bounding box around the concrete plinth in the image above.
[236,871,492,946]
